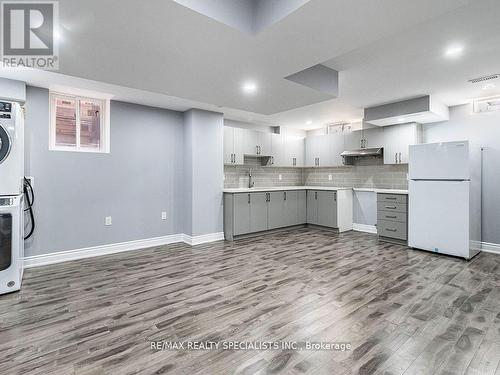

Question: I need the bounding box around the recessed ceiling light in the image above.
[242,81,257,94]
[445,44,464,58]
[483,83,496,90]
[306,120,313,125]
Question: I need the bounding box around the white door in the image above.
[409,141,470,180]
[408,180,470,257]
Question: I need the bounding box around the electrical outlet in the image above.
[105,216,112,226]
[328,174,332,181]
[278,174,282,181]
[25,176,34,188]
[161,212,167,220]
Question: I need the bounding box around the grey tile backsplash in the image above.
[224,156,408,190]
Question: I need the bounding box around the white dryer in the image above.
[0,101,24,196]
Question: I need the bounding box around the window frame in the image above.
[49,91,110,153]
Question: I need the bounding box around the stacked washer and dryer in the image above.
[0,101,26,294]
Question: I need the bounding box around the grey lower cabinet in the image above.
[224,190,307,240]
[377,193,408,243]
[250,192,268,233]
[307,190,338,228]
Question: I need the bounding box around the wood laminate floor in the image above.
[1,228,500,375]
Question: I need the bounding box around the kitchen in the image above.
[1,1,500,374]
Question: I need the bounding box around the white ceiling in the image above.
[2,0,500,130]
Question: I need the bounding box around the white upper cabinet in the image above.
[270,133,285,166]
[305,134,344,167]
[383,123,422,164]
[285,136,305,167]
[223,126,234,165]
[258,132,272,156]
[344,128,383,150]
[224,127,244,165]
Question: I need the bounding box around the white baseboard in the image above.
[24,232,224,268]
[352,223,377,234]
[479,241,500,255]
[183,232,225,245]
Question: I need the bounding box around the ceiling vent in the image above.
[468,74,499,84]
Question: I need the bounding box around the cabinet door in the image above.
[268,191,286,229]
[283,191,298,227]
[307,190,318,224]
[328,134,345,167]
[344,131,363,150]
[271,134,286,166]
[383,125,400,165]
[283,135,303,167]
[233,128,246,164]
[317,191,338,228]
[363,128,384,149]
[297,190,307,224]
[398,123,419,164]
[233,194,251,235]
[305,136,320,167]
[250,192,268,232]
[259,132,272,156]
[293,138,305,167]
[223,127,234,165]
[243,129,260,155]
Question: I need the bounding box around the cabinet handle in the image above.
[385,228,397,232]
[272,156,274,165]
[232,154,235,163]
[395,153,398,163]
[315,191,318,200]
[385,205,397,209]
[266,193,270,202]
[385,197,397,200]
[248,194,250,204]
[399,152,402,163]
[386,215,397,219]
[293,157,296,166]
[333,192,337,201]
[284,191,287,201]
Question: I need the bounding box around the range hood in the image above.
[341,147,383,157]
[364,95,449,126]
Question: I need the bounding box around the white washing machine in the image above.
[0,195,24,294]
[0,101,24,196]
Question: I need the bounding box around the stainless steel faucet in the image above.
[248,169,255,188]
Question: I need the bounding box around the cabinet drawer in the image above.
[377,201,407,213]
[377,193,407,204]
[377,211,407,223]
[378,220,407,240]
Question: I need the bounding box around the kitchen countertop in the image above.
[223,186,351,193]
[353,188,409,195]
[223,186,408,194]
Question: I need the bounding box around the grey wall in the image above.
[183,109,224,236]
[423,103,500,244]
[24,86,185,256]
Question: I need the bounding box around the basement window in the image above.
[49,92,110,153]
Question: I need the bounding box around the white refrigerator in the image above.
[408,141,482,259]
